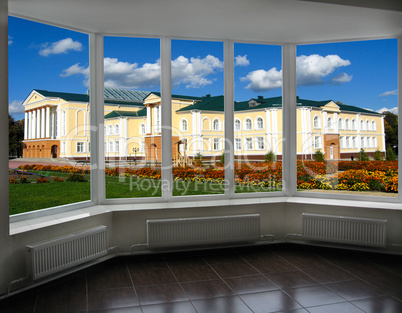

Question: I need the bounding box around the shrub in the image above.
[265,150,276,162]
[193,152,203,166]
[66,173,86,182]
[53,177,64,182]
[373,150,383,161]
[357,149,369,161]
[35,177,49,184]
[220,153,225,164]
[19,176,29,184]
[313,150,325,162]
[386,146,396,161]
[9,177,18,184]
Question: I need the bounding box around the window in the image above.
[314,136,321,149]
[256,137,265,150]
[140,123,146,135]
[338,117,343,130]
[352,118,356,130]
[346,136,350,148]
[213,118,221,131]
[244,118,252,130]
[180,119,188,132]
[345,118,350,130]
[366,120,370,131]
[256,117,264,130]
[313,115,320,128]
[339,136,344,149]
[115,141,119,152]
[245,138,253,150]
[373,137,377,148]
[372,120,376,131]
[235,138,242,151]
[115,124,120,136]
[77,142,85,153]
[234,119,241,131]
[109,141,114,153]
[213,138,221,151]
[360,119,364,131]
[327,116,333,129]
[352,136,357,148]
[108,125,114,135]
[361,137,365,148]
[62,111,67,136]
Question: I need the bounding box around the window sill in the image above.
[9,195,402,236]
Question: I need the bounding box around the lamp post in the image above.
[133,147,139,166]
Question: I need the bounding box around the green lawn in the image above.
[10,171,279,214]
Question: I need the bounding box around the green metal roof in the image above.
[34,89,89,102]
[103,88,150,102]
[151,92,203,102]
[176,95,225,112]
[104,108,147,119]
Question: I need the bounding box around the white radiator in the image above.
[147,214,260,249]
[26,226,108,280]
[302,213,387,248]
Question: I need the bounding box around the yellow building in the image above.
[22,88,385,162]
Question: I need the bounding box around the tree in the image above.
[386,146,396,161]
[9,115,24,158]
[357,148,369,161]
[384,111,398,156]
[265,150,276,162]
[313,150,325,162]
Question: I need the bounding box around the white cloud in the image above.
[61,54,223,89]
[241,68,282,92]
[241,54,351,92]
[8,36,13,45]
[377,107,398,115]
[39,38,83,57]
[9,100,24,114]
[330,72,353,84]
[235,55,250,67]
[380,89,398,97]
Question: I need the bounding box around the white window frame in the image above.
[256,136,265,150]
[180,118,188,132]
[338,117,343,130]
[213,137,221,151]
[115,140,119,152]
[372,120,376,131]
[255,117,264,130]
[140,123,146,135]
[314,136,321,149]
[235,138,242,151]
[352,118,356,130]
[77,141,85,153]
[339,136,344,149]
[234,118,241,131]
[212,118,221,131]
[345,118,350,130]
[244,118,252,130]
[313,115,320,129]
[115,124,120,136]
[245,137,253,150]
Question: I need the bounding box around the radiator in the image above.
[302,213,387,248]
[147,214,260,249]
[26,226,108,280]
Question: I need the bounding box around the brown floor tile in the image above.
[171,265,219,282]
[87,306,142,313]
[210,262,259,278]
[283,285,346,307]
[88,288,139,311]
[302,265,356,283]
[136,283,188,305]
[306,302,365,313]
[224,275,279,294]
[325,279,386,301]
[240,290,302,313]
[192,296,253,313]
[181,279,234,300]
[352,295,402,313]
[265,270,319,288]
[141,301,197,313]
[87,262,132,291]
[0,290,37,313]
[165,256,208,268]
[246,254,298,273]
[203,252,244,264]
[128,268,177,286]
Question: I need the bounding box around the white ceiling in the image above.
[8,0,402,43]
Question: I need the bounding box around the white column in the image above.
[24,111,28,139]
[41,107,45,138]
[46,106,50,138]
[146,106,151,134]
[32,110,36,139]
[36,109,41,139]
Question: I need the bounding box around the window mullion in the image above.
[160,37,172,200]
[89,33,105,204]
[282,43,297,196]
[224,40,234,198]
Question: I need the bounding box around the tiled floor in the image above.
[1,243,402,313]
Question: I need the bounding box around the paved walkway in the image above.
[9,158,74,169]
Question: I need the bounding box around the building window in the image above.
[361,137,365,148]
[338,117,343,130]
[213,118,221,131]
[256,117,264,130]
[313,115,320,128]
[373,137,377,148]
[314,136,321,149]
[234,119,241,131]
[346,136,350,148]
[245,138,253,150]
[366,120,370,131]
[327,116,333,129]
[109,141,114,153]
[61,141,66,154]
[115,141,119,152]
[339,136,344,149]
[108,125,113,135]
[352,136,357,148]
[244,118,252,130]
[181,119,188,132]
[213,137,221,151]
[235,138,241,151]
[115,124,120,135]
[352,118,356,130]
[77,142,85,153]
[345,118,350,130]
[62,110,66,136]
[360,119,364,131]
[372,120,376,131]
[256,137,265,150]
[140,123,146,134]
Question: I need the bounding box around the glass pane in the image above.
[234,43,283,193]
[9,17,91,215]
[171,40,225,196]
[296,39,398,197]
[104,37,161,199]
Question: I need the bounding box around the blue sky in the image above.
[9,16,398,120]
